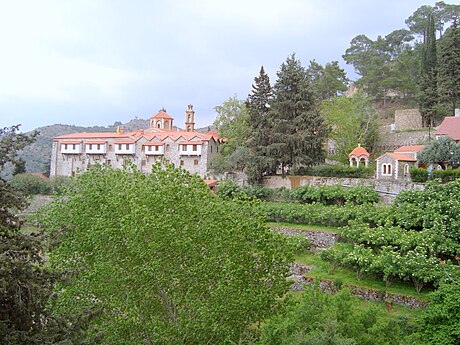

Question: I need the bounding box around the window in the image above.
[194,159,199,166]
[148,146,152,151]
[72,144,76,150]
[97,144,101,150]
[125,144,129,150]
[64,144,68,150]
[404,164,410,176]
[382,163,392,176]
[211,146,213,153]
[182,144,187,151]
[155,146,159,151]
[118,144,122,150]
[192,144,197,151]
[180,160,184,166]
[89,144,93,150]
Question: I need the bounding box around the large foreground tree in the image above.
[268,54,330,174]
[42,163,292,344]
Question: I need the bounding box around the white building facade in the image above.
[50,106,221,178]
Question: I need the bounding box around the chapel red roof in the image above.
[348,146,370,158]
[150,109,173,120]
[435,116,460,141]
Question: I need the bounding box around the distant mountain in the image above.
[19,120,215,175]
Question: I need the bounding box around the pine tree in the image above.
[245,66,274,184]
[268,54,329,174]
[419,14,439,128]
[438,20,460,115]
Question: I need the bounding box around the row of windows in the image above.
[180,159,199,166]
[63,143,206,151]
[381,163,410,176]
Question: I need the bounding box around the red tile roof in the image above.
[348,146,370,158]
[377,152,417,162]
[114,140,135,144]
[150,109,173,120]
[435,116,460,141]
[394,145,425,153]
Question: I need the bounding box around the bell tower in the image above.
[185,104,195,132]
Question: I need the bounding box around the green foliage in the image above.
[410,167,429,182]
[258,285,418,345]
[321,179,460,292]
[289,185,379,206]
[211,96,249,173]
[284,235,311,255]
[306,60,349,101]
[320,93,379,163]
[296,164,374,178]
[268,53,330,174]
[42,163,292,344]
[438,22,460,115]
[0,125,93,344]
[432,168,460,182]
[9,174,52,195]
[418,136,460,169]
[417,283,460,345]
[245,66,275,184]
[261,201,373,227]
[216,179,273,200]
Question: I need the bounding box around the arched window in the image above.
[404,164,410,176]
[382,163,392,176]
[157,121,161,128]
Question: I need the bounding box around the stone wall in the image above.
[261,175,424,203]
[394,108,423,131]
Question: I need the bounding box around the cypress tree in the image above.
[268,54,329,174]
[419,14,439,127]
[245,66,274,184]
[438,20,460,115]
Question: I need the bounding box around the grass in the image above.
[267,222,340,233]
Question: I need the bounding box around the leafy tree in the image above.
[268,54,330,174]
[418,136,460,169]
[419,14,440,127]
[0,125,94,344]
[245,66,274,184]
[320,93,379,163]
[42,163,292,344]
[12,158,26,176]
[306,60,349,101]
[211,95,249,173]
[418,283,460,345]
[437,21,460,115]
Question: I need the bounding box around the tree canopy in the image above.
[267,54,330,174]
[320,93,379,163]
[42,163,292,344]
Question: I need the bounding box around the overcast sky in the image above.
[1,0,454,132]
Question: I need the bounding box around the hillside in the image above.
[20,119,215,175]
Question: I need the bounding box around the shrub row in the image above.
[9,174,70,195]
[260,201,375,227]
[410,167,460,183]
[289,184,379,205]
[216,179,273,200]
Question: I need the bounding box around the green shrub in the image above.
[410,167,428,182]
[216,180,273,200]
[285,235,311,254]
[289,184,378,205]
[9,174,52,195]
[432,168,460,183]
